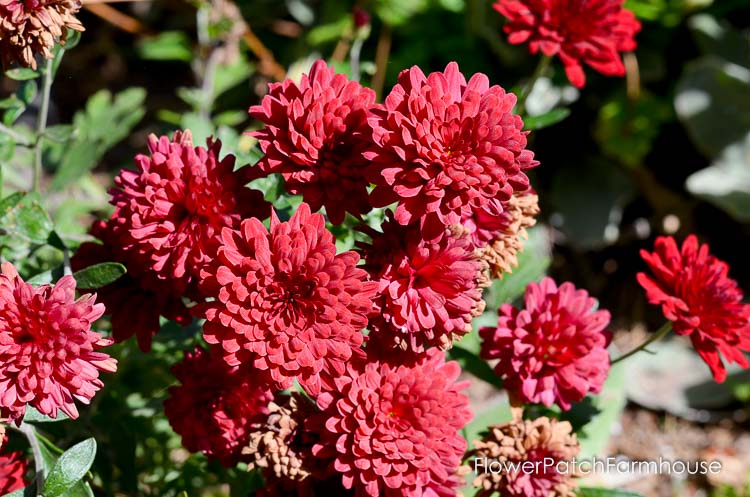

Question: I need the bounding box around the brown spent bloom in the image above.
[244,393,330,495]
[481,193,539,279]
[0,0,84,70]
[471,416,580,497]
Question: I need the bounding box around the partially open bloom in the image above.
[250,60,376,224]
[0,443,28,495]
[0,0,84,70]
[471,417,579,497]
[164,347,273,467]
[197,203,377,396]
[638,235,750,382]
[459,191,539,279]
[366,62,537,239]
[0,263,116,422]
[314,349,472,497]
[480,277,611,410]
[109,130,269,297]
[360,215,485,353]
[72,220,191,352]
[494,0,641,88]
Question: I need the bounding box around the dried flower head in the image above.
[0,0,84,70]
[471,416,580,497]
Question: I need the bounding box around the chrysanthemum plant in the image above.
[0,2,748,497]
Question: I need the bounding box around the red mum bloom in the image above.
[480,277,611,410]
[72,221,191,352]
[365,62,537,239]
[197,203,377,396]
[0,447,28,495]
[109,130,269,296]
[0,263,117,422]
[494,0,641,88]
[360,215,485,354]
[637,235,750,382]
[314,349,472,497]
[0,0,84,70]
[250,60,376,224]
[164,347,273,467]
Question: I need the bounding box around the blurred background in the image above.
[1,0,749,496]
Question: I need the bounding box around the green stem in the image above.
[0,123,32,146]
[516,55,552,116]
[19,422,47,494]
[33,57,55,193]
[611,321,673,365]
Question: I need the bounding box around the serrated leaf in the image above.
[0,192,54,246]
[5,67,39,81]
[42,438,97,497]
[73,262,126,289]
[23,405,69,423]
[524,107,571,130]
[578,488,645,497]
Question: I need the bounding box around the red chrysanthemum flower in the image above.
[637,235,750,382]
[314,348,472,497]
[0,446,28,495]
[494,0,641,88]
[197,202,377,396]
[164,347,273,467]
[360,215,485,354]
[109,130,270,297]
[250,59,376,224]
[480,277,611,410]
[365,61,537,239]
[0,263,117,422]
[71,220,191,352]
[0,0,84,70]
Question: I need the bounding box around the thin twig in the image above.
[83,3,153,35]
[624,52,641,100]
[19,422,47,494]
[242,26,286,81]
[371,24,392,101]
[516,55,552,116]
[611,321,673,365]
[33,57,54,193]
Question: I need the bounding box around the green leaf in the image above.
[44,125,76,144]
[448,346,502,388]
[17,80,38,104]
[23,406,69,423]
[5,67,39,81]
[0,192,54,246]
[42,438,97,497]
[460,399,513,444]
[524,107,571,130]
[73,262,126,289]
[137,31,193,62]
[1,486,35,497]
[577,488,645,497]
[576,362,627,459]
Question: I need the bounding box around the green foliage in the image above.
[72,262,127,289]
[42,439,97,497]
[137,32,194,62]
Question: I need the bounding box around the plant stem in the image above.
[33,57,55,193]
[611,321,673,365]
[516,55,552,116]
[19,422,47,494]
[350,37,364,82]
[0,123,32,146]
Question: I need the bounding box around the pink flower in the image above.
[315,349,472,497]
[164,347,273,467]
[360,215,485,353]
[494,0,641,88]
[365,61,537,239]
[0,263,117,422]
[109,130,269,296]
[250,60,376,224]
[480,277,611,410]
[196,203,377,396]
[638,235,750,382]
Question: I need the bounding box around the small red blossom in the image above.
[0,446,28,495]
[638,235,750,382]
[365,61,537,239]
[494,0,641,88]
[164,347,273,467]
[197,203,378,396]
[480,277,611,410]
[72,220,191,352]
[109,130,269,296]
[314,349,472,497]
[0,263,117,422]
[360,215,485,353]
[250,60,376,224]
